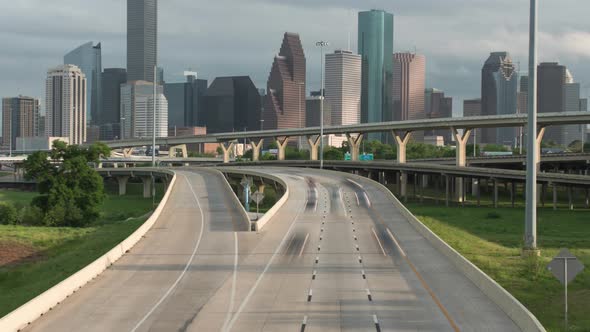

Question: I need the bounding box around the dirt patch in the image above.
[0,241,43,267]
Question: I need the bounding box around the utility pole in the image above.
[524,0,539,253]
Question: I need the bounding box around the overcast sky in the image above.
[2,0,590,116]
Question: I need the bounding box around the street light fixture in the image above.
[524,0,539,253]
[316,40,329,169]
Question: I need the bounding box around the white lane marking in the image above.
[363,192,372,207]
[299,233,310,257]
[339,188,348,217]
[313,188,319,212]
[221,232,239,332]
[225,189,308,331]
[354,192,360,206]
[130,173,205,332]
[386,228,407,257]
[371,227,387,257]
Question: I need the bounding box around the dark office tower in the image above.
[64,42,102,125]
[424,88,452,144]
[127,0,157,82]
[264,32,306,131]
[100,68,127,140]
[164,72,207,128]
[481,52,518,145]
[306,95,332,128]
[204,76,261,134]
[358,9,394,142]
[2,96,40,150]
[463,98,482,145]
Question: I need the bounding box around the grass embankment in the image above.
[405,203,590,332]
[0,182,164,317]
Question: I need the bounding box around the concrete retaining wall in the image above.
[358,174,546,332]
[215,167,289,232]
[0,170,177,332]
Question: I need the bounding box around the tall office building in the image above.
[538,62,570,146]
[120,81,166,139]
[46,65,87,145]
[1,96,40,150]
[100,68,127,140]
[325,50,361,126]
[463,98,482,144]
[127,0,158,82]
[203,76,261,134]
[64,42,102,125]
[164,72,207,129]
[264,32,306,131]
[393,52,426,142]
[481,52,518,145]
[358,9,394,141]
[564,81,583,146]
[424,88,452,144]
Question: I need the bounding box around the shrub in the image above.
[0,203,19,225]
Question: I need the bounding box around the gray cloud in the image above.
[2,0,590,118]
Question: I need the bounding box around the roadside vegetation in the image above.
[403,199,589,331]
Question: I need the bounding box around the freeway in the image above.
[24,167,520,331]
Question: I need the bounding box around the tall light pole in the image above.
[524,0,538,252]
[298,82,304,150]
[316,41,329,169]
[152,66,157,168]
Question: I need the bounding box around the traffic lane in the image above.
[353,174,520,331]
[25,171,206,332]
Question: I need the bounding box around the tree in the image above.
[324,147,344,160]
[23,142,110,227]
[0,203,18,225]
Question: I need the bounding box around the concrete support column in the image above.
[378,171,385,185]
[275,136,290,161]
[413,173,417,199]
[422,174,429,189]
[392,130,412,163]
[476,179,481,207]
[220,142,235,164]
[307,135,321,161]
[445,175,450,207]
[400,171,408,201]
[140,176,152,198]
[123,148,134,158]
[451,127,472,202]
[113,163,119,169]
[98,162,103,169]
[117,176,130,196]
[536,127,547,165]
[169,144,188,158]
[258,184,266,195]
[250,139,264,162]
[346,133,364,161]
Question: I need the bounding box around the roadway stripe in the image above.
[221,232,239,332]
[371,227,387,256]
[225,185,308,331]
[299,233,310,257]
[130,173,205,332]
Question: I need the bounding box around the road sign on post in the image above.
[250,191,265,220]
[240,177,253,212]
[547,248,584,330]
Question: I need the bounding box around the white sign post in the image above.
[547,248,584,330]
[250,191,265,220]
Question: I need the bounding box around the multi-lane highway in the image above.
[25,167,520,331]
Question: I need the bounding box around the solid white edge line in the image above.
[299,233,310,257]
[130,173,205,332]
[225,183,308,331]
[221,232,239,332]
[354,192,360,206]
[386,228,407,257]
[371,227,387,257]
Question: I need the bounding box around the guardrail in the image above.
[0,169,177,332]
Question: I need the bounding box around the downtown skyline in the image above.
[2,1,590,118]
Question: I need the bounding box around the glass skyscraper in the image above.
[127,0,158,82]
[358,9,393,141]
[64,42,102,125]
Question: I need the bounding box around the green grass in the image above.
[405,203,590,332]
[0,184,163,317]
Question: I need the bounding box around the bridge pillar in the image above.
[250,139,264,162]
[123,148,134,158]
[451,127,472,203]
[445,175,450,207]
[220,142,235,164]
[400,171,408,202]
[307,135,321,161]
[117,176,130,196]
[140,176,152,198]
[422,174,429,189]
[346,133,364,161]
[98,162,103,169]
[169,144,188,158]
[535,127,547,165]
[392,130,412,163]
[275,136,290,161]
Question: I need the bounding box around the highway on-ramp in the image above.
[24,168,521,332]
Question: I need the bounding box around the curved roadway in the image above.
[25,167,520,332]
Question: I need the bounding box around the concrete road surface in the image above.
[24,168,520,332]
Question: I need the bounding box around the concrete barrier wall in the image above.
[205,168,252,231]
[214,167,289,232]
[0,170,177,332]
[355,174,546,332]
